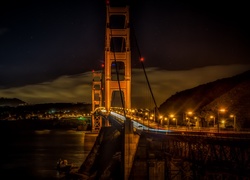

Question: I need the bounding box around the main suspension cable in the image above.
[130,23,159,116]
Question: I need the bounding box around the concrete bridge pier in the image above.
[124,119,139,180]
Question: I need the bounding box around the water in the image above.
[0,129,96,179]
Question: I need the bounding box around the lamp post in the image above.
[218,108,226,133]
[217,112,219,133]
[169,114,174,130]
[187,111,193,130]
[159,115,163,128]
[230,114,236,132]
[173,117,177,128]
[164,117,168,129]
[210,115,215,127]
[151,114,154,122]
[183,112,186,129]
[221,120,225,128]
[142,115,145,129]
[145,112,149,131]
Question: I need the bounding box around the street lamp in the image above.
[210,115,215,127]
[169,114,174,130]
[145,112,150,131]
[218,108,226,133]
[230,114,236,132]
[172,117,177,128]
[187,111,193,130]
[159,115,163,126]
[221,120,225,128]
[194,116,199,129]
[151,114,155,122]
[164,117,168,128]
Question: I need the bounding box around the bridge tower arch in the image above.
[104,2,131,111]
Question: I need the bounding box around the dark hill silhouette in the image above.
[0,97,26,107]
[158,69,250,128]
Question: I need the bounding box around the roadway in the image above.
[109,111,250,138]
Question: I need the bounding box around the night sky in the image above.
[0,0,249,107]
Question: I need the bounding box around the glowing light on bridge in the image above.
[219,108,226,113]
[140,57,144,62]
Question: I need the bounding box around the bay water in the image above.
[0,128,96,179]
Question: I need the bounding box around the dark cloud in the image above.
[0,65,249,107]
[0,1,249,105]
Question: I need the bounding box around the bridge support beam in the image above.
[105,2,134,179]
[104,3,131,111]
[91,71,103,132]
[124,120,140,179]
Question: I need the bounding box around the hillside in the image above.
[158,70,250,128]
[0,97,26,107]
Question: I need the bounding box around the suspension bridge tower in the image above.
[105,1,137,179]
[91,70,103,132]
[104,1,131,111]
